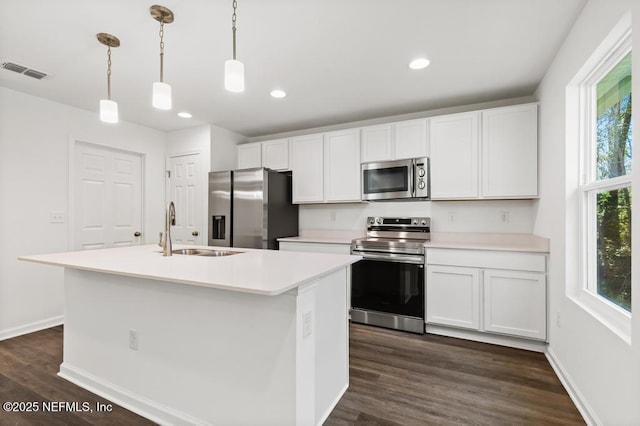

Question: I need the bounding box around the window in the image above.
[579,27,632,327]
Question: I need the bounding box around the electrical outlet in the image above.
[500,211,510,224]
[448,212,455,223]
[129,329,138,350]
[303,311,312,338]
[49,211,65,223]
[556,312,562,328]
[329,211,336,222]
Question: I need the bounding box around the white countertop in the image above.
[19,244,361,296]
[280,230,549,253]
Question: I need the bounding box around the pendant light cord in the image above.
[159,21,165,82]
[107,45,112,100]
[232,0,237,60]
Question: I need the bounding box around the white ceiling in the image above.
[0,0,586,137]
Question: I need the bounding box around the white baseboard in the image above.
[58,363,208,426]
[0,316,64,341]
[545,347,599,426]
[425,324,547,352]
[317,383,348,426]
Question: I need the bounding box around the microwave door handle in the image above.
[410,161,415,196]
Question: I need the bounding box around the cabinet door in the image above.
[290,134,324,203]
[483,270,546,340]
[237,142,262,169]
[324,129,361,202]
[361,124,393,163]
[482,104,538,197]
[429,112,479,199]
[394,119,427,160]
[262,139,289,171]
[426,265,480,330]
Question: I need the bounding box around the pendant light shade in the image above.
[225,59,245,93]
[225,0,245,93]
[100,99,119,123]
[97,33,120,124]
[152,81,172,109]
[150,5,174,109]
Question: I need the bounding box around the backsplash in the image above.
[299,200,535,234]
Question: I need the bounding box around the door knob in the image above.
[192,230,199,236]
[134,231,141,237]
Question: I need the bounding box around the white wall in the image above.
[210,124,245,172]
[300,200,534,234]
[0,87,166,340]
[534,1,640,423]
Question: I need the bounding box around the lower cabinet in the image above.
[426,249,546,342]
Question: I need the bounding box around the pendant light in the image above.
[225,0,245,92]
[97,33,120,123]
[150,5,174,109]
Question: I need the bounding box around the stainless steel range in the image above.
[350,217,430,334]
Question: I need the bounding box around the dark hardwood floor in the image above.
[0,324,583,425]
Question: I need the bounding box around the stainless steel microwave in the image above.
[361,157,430,201]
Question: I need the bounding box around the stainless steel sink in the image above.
[171,248,243,257]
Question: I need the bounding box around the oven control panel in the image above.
[367,216,430,228]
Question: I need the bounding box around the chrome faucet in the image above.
[161,201,176,256]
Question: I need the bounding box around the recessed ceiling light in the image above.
[177,112,192,118]
[409,58,430,70]
[270,89,286,98]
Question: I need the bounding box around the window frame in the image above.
[576,23,632,342]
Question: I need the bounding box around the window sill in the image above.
[570,290,631,345]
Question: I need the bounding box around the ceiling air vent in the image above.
[1,61,48,80]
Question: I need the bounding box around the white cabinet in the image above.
[426,265,480,330]
[425,248,547,342]
[483,269,546,340]
[360,119,427,163]
[324,129,361,202]
[261,139,289,171]
[237,139,290,171]
[360,124,393,162]
[428,103,538,200]
[290,131,361,204]
[394,119,428,160]
[237,142,262,169]
[290,134,324,203]
[482,104,538,197]
[429,112,479,199]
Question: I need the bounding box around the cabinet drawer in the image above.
[427,249,545,273]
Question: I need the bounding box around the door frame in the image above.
[166,150,206,245]
[68,138,146,250]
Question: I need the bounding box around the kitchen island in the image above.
[19,244,360,425]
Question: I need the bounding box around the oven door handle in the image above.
[355,252,425,265]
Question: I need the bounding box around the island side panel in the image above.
[314,268,349,424]
[61,268,300,425]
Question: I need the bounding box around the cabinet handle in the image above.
[192,230,199,237]
[134,231,141,237]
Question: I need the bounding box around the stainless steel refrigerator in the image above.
[208,168,299,249]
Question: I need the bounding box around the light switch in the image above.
[50,211,65,224]
[303,311,312,338]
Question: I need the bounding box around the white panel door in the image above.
[168,153,202,245]
[429,112,479,199]
[426,265,480,330]
[237,142,262,169]
[262,139,289,171]
[483,269,546,340]
[73,142,142,250]
[394,119,428,160]
[360,124,393,163]
[290,134,324,203]
[324,129,361,202]
[481,104,538,197]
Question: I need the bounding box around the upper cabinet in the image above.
[237,142,262,170]
[290,130,361,204]
[481,104,538,198]
[430,112,480,199]
[237,139,290,171]
[429,103,538,200]
[361,119,428,163]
